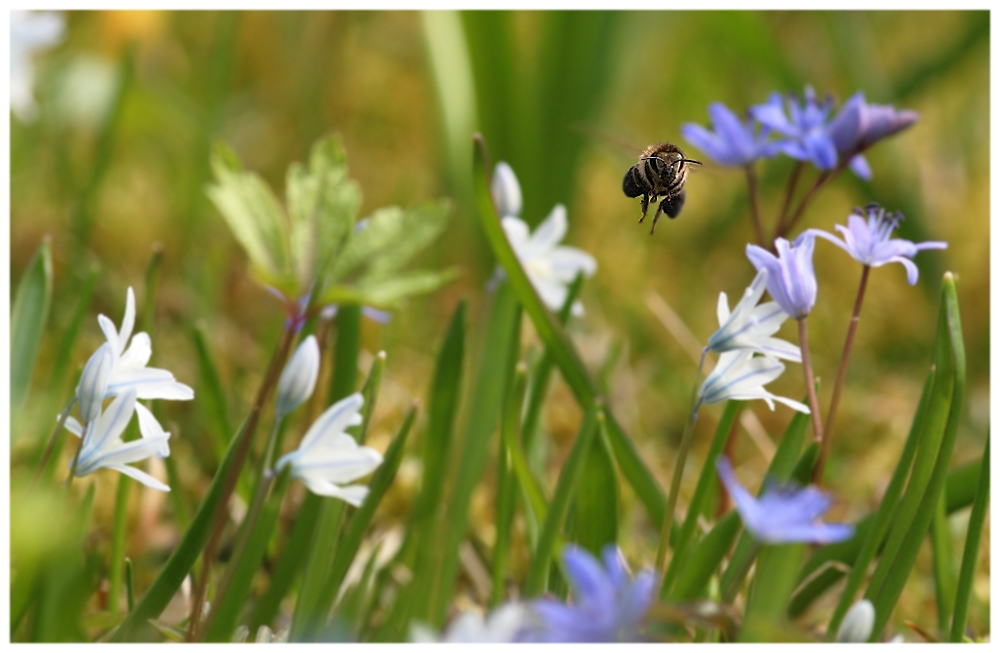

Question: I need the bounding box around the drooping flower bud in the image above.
[275,335,320,418]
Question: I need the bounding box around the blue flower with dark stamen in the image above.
[828,92,919,181]
[746,232,819,319]
[716,456,854,544]
[750,87,838,170]
[531,545,654,642]
[682,102,778,167]
[807,204,947,284]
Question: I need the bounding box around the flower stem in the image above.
[655,350,707,589]
[187,322,298,641]
[797,317,824,448]
[32,397,76,488]
[814,265,870,485]
[776,161,804,238]
[744,164,765,247]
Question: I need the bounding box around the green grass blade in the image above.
[949,437,989,642]
[204,466,292,642]
[492,363,529,606]
[671,510,742,601]
[524,403,601,597]
[355,351,386,445]
[566,425,618,557]
[192,321,233,465]
[472,134,666,526]
[739,543,806,642]
[322,404,418,617]
[110,415,251,642]
[11,237,53,428]
[107,474,132,615]
[502,367,550,529]
[663,401,741,597]
[867,274,965,639]
[825,368,935,639]
[930,489,955,633]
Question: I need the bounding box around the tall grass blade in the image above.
[11,238,53,428]
[949,437,989,642]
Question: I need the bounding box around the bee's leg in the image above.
[638,194,650,222]
[650,201,665,235]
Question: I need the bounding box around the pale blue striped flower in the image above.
[699,350,809,413]
[76,343,113,424]
[706,268,801,363]
[808,204,947,285]
[275,335,320,419]
[274,392,382,506]
[531,545,654,643]
[410,603,537,643]
[746,232,818,319]
[717,456,853,544]
[64,389,171,491]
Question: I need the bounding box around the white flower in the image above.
[10,10,65,122]
[706,268,801,362]
[64,389,171,491]
[274,392,383,507]
[491,162,523,218]
[77,343,113,424]
[410,603,536,643]
[98,287,194,401]
[275,335,320,418]
[502,205,597,317]
[836,599,875,643]
[698,350,810,413]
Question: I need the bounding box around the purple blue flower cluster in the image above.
[683,86,917,180]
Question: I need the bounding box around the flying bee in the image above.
[622,142,701,235]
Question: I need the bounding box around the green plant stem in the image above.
[744,164,765,246]
[815,265,870,484]
[107,474,132,615]
[32,398,76,488]
[186,322,298,640]
[797,317,824,448]
[492,362,529,607]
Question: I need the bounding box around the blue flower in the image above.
[681,102,778,167]
[808,204,947,285]
[531,545,654,642]
[746,232,818,319]
[716,456,854,544]
[750,87,838,170]
[828,92,919,181]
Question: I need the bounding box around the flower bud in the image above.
[275,335,320,418]
[77,343,113,424]
[836,599,875,643]
[491,162,522,218]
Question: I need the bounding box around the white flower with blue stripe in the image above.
[706,268,801,363]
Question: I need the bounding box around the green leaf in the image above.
[11,238,53,427]
[931,489,956,633]
[107,474,132,615]
[111,415,252,642]
[671,510,742,601]
[492,362,528,607]
[663,401,741,597]
[472,134,666,526]
[524,403,602,597]
[286,134,360,285]
[192,321,233,467]
[208,141,290,279]
[739,543,806,642]
[949,437,989,642]
[566,426,618,556]
[866,274,965,639]
[824,369,936,639]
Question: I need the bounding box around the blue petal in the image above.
[682,123,738,167]
[708,102,755,163]
[848,154,872,180]
[802,130,838,170]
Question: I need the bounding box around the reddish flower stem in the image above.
[744,164,765,247]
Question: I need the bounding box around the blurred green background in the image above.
[11,10,989,637]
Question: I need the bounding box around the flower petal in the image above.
[298,392,365,452]
[107,463,171,492]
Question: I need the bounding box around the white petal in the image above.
[298,393,365,452]
[108,463,171,492]
[88,389,137,454]
[120,287,136,352]
[531,276,570,313]
[135,402,171,458]
[501,217,531,253]
[118,332,152,369]
[759,336,803,363]
[276,335,320,417]
[294,446,383,484]
[527,204,568,253]
[98,314,121,356]
[547,246,597,280]
[301,478,369,506]
[716,292,731,326]
[77,343,114,423]
[64,415,84,437]
[491,162,522,218]
[89,434,170,468]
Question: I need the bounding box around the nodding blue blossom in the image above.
[681,102,778,167]
[828,92,919,180]
[275,335,320,419]
[698,350,810,413]
[63,389,172,492]
[750,87,838,171]
[706,268,802,363]
[274,392,383,507]
[531,545,654,643]
[491,162,523,218]
[501,203,597,317]
[410,603,538,643]
[746,233,818,319]
[836,599,876,643]
[716,456,853,544]
[99,287,195,401]
[808,204,947,285]
[10,11,65,122]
